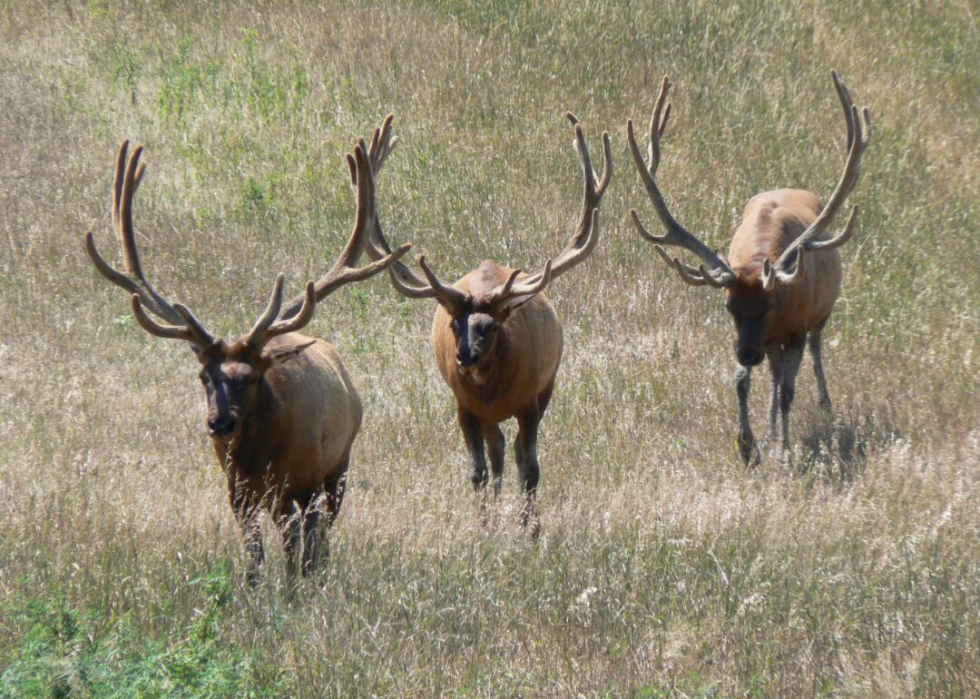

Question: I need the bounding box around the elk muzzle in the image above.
[736,345,765,368]
[208,413,238,438]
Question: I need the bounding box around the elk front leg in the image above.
[515,405,542,535]
[458,404,488,493]
[230,488,264,588]
[483,423,506,500]
[765,346,784,441]
[778,337,807,454]
[808,327,832,411]
[735,364,758,466]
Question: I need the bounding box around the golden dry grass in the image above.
[1,1,978,697]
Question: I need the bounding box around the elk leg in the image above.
[735,364,757,466]
[280,502,303,591]
[536,379,556,418]
[458,405,488,493]
[808,328,832,411]
[324,468,349,528]
[230,489,264,587]
[516,405,541,535]
[779,337,806,454]
[301,506,321,577]
[483,423,506,499]
[305,467,347,575]
[765,347,784,440]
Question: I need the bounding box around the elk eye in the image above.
[199,372,212,386]
[450,318,460,332]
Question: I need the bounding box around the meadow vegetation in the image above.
[1,0,978,696]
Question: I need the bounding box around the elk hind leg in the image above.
[778,337,806,454]
[280,500,307,593]
[305,463,349,576]
[515,405,542,536]
[808,326,832,411]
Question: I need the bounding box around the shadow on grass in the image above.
[796,404,904,485]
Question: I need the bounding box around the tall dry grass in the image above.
[1,1,978,696]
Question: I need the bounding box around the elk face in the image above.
[196,343,265,439]
[195,338,316,439]
[448,303,506,372]
[725,280,775,367]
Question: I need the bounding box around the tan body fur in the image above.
[211,334,361,515]
[431,261,562,424]
[727,189,843,345]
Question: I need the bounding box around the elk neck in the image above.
[456,322,514,406]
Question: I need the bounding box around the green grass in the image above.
[1,0,978,696]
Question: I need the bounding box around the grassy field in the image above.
[1,0,978,696]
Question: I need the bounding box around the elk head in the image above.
[360,113,610,373]
[628,71,870,366]
[85,140,409,440]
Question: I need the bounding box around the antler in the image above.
[363,113,609,310]
[84,140,215,349]
[514,114,611,290]
[768,70,871,281]
[628,76,736,288]
[277,142,412,320]
[350,115,470,308]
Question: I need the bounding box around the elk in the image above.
[361,114,611,531]
[84,136,409,584]
[628,71,871,464]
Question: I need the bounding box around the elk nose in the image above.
[457,349,480,368]
[737,347,764,367]
[208,415,237,437]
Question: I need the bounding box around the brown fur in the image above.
[209,334,360,516]
[727,189,843,346]
[431,261,563,424]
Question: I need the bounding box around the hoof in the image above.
[737,430,758,467]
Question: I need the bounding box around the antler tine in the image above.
[368,231,435,298]
[172,303,216,346]
[279,143,412,319]
[627,81,735,285]
[245,274,285,346]
[808,205,858,252]
[249,281,318,347]
[648,75,670,172]
[87,140,213,348]
[773,71,871,274]
[520,116,610,290]
[336,141,376,270]
[510,258,553,298]
[418,256,469,307]
[832,70,855,152]
[267,281,316,336]
[131,296,205,346]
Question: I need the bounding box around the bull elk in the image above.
[628,71,871,464]
[84,136,409,584]
[361,114,611,531]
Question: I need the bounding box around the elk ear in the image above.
[266,339,317,366]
